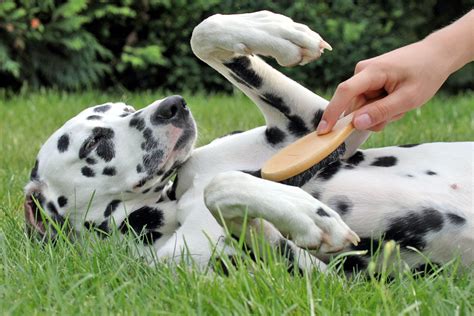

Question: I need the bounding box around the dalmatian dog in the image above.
[24,11,473,273]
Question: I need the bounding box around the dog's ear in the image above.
[24,192,46,238]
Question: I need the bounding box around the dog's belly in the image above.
[183,139,472,238]
[302,142,473,265]
[304,142,472,224]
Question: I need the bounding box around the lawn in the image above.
[0,90,473,315]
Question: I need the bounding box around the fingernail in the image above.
[317,120,328,134]
[354,114,372,130]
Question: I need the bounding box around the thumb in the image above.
[352,92,407,130]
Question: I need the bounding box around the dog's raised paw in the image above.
[191,11,331,67]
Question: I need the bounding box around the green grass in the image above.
[0,90,473,315]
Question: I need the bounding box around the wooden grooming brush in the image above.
[261,114,355,182]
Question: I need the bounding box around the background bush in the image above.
[0,0,472,93]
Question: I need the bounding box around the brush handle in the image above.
[261,114,355,181]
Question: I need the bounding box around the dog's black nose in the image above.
[154,95,187,120]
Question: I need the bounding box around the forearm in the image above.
[422,10,474,75]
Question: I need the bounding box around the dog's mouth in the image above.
[24,192,69,242]
[24,195,46,237]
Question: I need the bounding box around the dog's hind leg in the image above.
[204,171,359,257]
[191,11,369,153]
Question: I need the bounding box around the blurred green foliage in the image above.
[0,0,472,92]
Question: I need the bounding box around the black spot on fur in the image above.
[120,113,131,117]
[259,93,309,136]
[265,126,286,145]
[141,231,163,245]
[406,174,414,178]
[96,140,115,162]
[57,134,70,153]
[342,255,367,272]
[425,170,437,176]
[399,144,420,148]
[224,56,262,89]
[446,213,466,225]
[79,127,115,160]
[351,237,381,254]
[316,207,330,217]
[153,185,165,193]
[86,157,97,165]
[94,104,111,113]
[104,199,121,217]
[371,156,397,167]
[136,164,143,173]
[102,167,116,176]
[87,115,102,120]
[30,159,39,180]
[343,237,380,272]
[142,150,164,174]
[57,196,68,208]
[47,202,58,215]
[142,188,151,194]
[287,115,309,137]
[317,160,342,181]
[229,73,253,89]
[93,127,114,139]
[84,220,109,238]
[142,128,158,151]
[129,117,146,131]
[134,177,150,188]
[119,206,164,243]
[327,195,353,216]
[81,166,95,177]
[312,109,324,127]
[385,208,444,250]
[259,93,290,115]
[346,151,365,166]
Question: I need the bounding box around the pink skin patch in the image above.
[450,183,459,190]
[163,126,185,165]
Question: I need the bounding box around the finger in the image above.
[317,70,386,134]
[391,112,405,121]
[352,92,407,130]
[368,121,388,132]
[346,90,386,114]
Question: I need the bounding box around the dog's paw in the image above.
[289,201,360,254]
[192,11,331,66]
[205,171,358,254]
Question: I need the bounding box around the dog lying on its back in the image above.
[24,11,473,272]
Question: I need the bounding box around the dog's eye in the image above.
[85,136,103,150]
[85,139,97,150]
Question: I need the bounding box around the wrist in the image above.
[422,10,474,75]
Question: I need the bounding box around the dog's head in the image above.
[24,95,196,240]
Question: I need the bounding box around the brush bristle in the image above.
[281,143,346,187]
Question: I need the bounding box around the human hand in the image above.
[317,40,450,133]
[316,10,474,134]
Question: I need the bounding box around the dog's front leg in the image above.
[204,171,359,254]
[191,11,370,155]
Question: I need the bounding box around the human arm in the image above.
[317,10,474,133]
